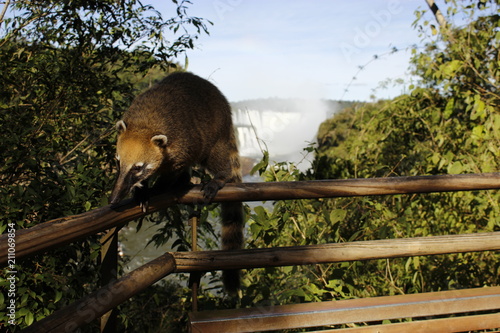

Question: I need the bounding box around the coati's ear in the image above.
[151,134,168,148]
[116,120,127,133]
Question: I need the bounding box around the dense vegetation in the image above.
[0,0,499,332]
[0,0,208,331]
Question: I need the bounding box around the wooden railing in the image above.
[2,173,499,332]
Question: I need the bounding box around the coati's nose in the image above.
[109,180,130,207]
[109,196,121,206]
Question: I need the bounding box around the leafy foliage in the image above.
[0,0,209,330]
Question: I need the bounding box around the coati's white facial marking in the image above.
[132,162,145,177]
[119,162,146,190]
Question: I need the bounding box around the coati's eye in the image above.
[131,162,145,173]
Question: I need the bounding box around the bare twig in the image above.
[0,0,11,25]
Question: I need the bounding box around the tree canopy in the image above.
[0,0,209,330]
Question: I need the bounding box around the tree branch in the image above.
[0,0,10,25]
[425,0,447,28]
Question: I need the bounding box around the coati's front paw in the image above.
[202,179,224,201]
[133,186,150,213]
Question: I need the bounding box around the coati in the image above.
[109,72,244,294]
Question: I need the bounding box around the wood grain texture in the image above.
[2,173,500,265]
[21,253,175,333]
[189,287,500,332]
[20,232,500,332]
[172,231,500,272]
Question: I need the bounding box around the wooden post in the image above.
[99,228,119,333]
[189,214,200,312]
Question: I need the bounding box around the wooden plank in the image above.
[99,228,119,333]
[209,173,500,202]
[189,287,500,333]
[173,232,500,272]
[316,312,500,332]
[2,173,500,265]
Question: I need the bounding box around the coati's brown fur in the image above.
[110,72,244,294]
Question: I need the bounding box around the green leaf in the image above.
[472,125,484,139]
[442,60,462,77]
[249,222,262,235]
[25,311,34,326]
[447,161,464,174]
[329,209,346,225]
[444,98,454,119]
[17,308,29,316]
[471,95,486,120]
[430,24,438,35]
[54,290,62,303]
[250,151,269,175]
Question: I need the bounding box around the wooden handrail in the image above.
[172,231,500,272]
[2,173,500,265]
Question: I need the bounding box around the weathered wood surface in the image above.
[20,232,500,333]
[21,253,175,333]
[173,231,500,272]
[189,287,500,333]
[2,173,500,265]
[323,312,500,333]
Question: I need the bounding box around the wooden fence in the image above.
[2,173,499,332]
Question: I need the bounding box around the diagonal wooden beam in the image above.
[21,253,176,333]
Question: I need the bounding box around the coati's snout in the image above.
[109,166,142,206]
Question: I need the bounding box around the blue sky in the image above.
[156,0,433,102]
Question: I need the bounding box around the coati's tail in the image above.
[221,201,245,294]
[220,132,245,295]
